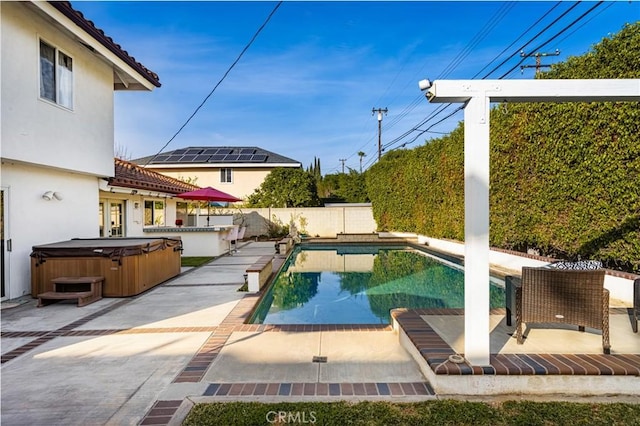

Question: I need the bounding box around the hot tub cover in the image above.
[31,237,182,265]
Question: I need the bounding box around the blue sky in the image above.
[76,1,638,174]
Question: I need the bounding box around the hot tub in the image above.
[31,237,182,297]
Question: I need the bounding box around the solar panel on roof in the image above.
[203,148,219,155]
[240,148,256,155]
[185,149,203,155]
[167,155,183,162]
[238,154,253,161]
[173,149,188,155]
[194,154,211,162]
[181,154,197,162]
[153,155,171,162]
[218,148,233,155]
[209,154,226,161]
[251,154,268,162]
[224,154,240,161]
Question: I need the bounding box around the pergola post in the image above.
[463,95,491,365]
[421,79,640,366]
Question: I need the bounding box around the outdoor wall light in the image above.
[42,191,63,201]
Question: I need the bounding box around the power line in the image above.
[378,0,569,149]
[436,1,516,79]
[499,1,605,78]
[553,1,615,48]
[381,2,517,135]
[471,1,564,79]
[143,1,283,166]
[355,2,517,168]
[378,1,604,157]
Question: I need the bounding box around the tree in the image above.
[357,151,366,173]
[337,169,370,203]
[246,168,321,207]
[319,170,370,203]
[317,173,339,199]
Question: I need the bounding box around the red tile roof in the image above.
[109,158,200,194]
[48,1,161,87]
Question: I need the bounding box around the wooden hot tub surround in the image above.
[31,237,182,298]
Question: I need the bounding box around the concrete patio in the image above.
[1,241,432,426]
[1,240,638,426]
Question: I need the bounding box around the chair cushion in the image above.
[548,260,603,270]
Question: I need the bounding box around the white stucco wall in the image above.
[0,2,154,301]
[417,235,635,305]
[1,163,99,299]
[232,206,378,238]
[1,2,114,177]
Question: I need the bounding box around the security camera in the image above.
[418,79,432,91]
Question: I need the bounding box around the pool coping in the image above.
[391,307,640,396]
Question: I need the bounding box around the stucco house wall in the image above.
[155,167,273,200]
[0,2,159,300]
[1,2,114,176]
[1,164,98,297]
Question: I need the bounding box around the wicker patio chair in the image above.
[514,267,610,354]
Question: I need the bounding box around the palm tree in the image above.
[357,151,366,173]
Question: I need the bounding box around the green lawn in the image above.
[183,400,640,426]
[181,257,214,267]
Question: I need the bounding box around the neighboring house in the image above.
[101,158,200,237]
[133,146,302,200]
[0,1,160,300]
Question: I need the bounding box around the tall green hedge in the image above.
[368,126,465,240]
[366,23,639,273]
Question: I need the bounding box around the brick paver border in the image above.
[392,308,640,376]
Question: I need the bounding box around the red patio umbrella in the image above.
[177,187,242,226]
[177,186,242,203]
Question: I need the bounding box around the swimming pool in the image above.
[250,244,505,325]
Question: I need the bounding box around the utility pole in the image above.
[339,158,346,173]
[372,107,388,160]
[520,49,560,75]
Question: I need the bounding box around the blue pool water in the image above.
[250,245,505,325]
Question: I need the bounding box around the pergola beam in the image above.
[426,79,640,103]
[423,79,640,366]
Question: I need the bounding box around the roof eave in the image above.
[142,162,302,169]
[34,1,160,90]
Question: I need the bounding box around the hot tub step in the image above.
[37,276,104,307]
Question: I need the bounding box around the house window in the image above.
[144,200,165,226]
[39,40,73,109]
[220,168,233,183]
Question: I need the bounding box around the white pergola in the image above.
[421,79,640,365]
